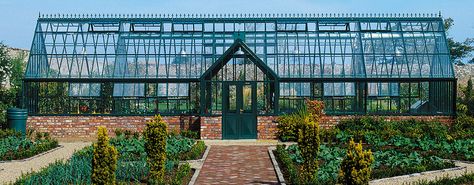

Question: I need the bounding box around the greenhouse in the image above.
[23,13,456,139]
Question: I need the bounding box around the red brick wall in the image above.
[320,115,455,129]
[27,115,199,140]
[200,116,222,140]
[257,116,278,139]
[27,115,454,141]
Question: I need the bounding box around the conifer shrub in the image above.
[296,100,324,184]
[297,114,320,184]
[91,126,118,185]
[339,138,374,185]
[144,115,168,183]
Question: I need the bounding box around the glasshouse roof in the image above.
[25,13,454,81]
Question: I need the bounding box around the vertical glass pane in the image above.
[243,84,252,111]
[228,85,237,112]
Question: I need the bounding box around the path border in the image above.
[370,166,467,183]
[268,146,286,185]
[0,145,64,164]
[188,145,211,185]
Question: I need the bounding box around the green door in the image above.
[222,82,257,139]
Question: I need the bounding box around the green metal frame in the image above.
[22,13,456,116]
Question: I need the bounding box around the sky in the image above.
[0,0,473,49]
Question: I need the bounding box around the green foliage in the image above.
[451,114,474,139]
[180,140,206,160]
[0,130,58,161]
[180,130,199,139]
[165,163,192,185]
[276,107,307,141]
[339,139,374,185]
[15,147,94,185]
[275,145,299,184]
[0,43,26,128]
[92,126,118,185]
[444,18,474,64]
[0,129,21,139]
[460,79,474,116]
[144,115,168,182]
[297,115,320,184]
[166,135,194,160]
[15,131,201,184]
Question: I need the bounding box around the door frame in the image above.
[222,81,257,139]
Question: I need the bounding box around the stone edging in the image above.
[0,145,64,164]
[188,145,211,185]
[370,165,467,183]
[268,146,286,185]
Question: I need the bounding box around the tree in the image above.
[0,43,11,90]
[444,18,474,64]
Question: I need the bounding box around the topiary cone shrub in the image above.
[144,115,168,183]
[297,99,324,184]
[92,126,118,185]
[339,138,374,185]
[298,115,320,184]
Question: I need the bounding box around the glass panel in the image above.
[243,84,252,112]
[69,83,101,97]
[228,85,237,112]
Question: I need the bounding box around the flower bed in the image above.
[14,133,206,184]
[0,129,58,161]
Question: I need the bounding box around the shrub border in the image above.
[0,145,63,163]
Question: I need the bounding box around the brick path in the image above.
[195,145,279,185]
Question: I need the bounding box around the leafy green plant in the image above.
[144,115,168,182]
[339,139,374,185]
[180,140,206,160]
[275,145,299,184]
[92,126,118,185]
[180,130,200,139]
[0,131,58,161]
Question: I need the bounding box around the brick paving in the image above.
[195,145,279,185]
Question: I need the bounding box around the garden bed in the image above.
[13,133,206,185]
[0,129,59,161]
[271,145,458,185]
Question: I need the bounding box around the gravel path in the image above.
[0,142,91,184]
[370,160,474,185]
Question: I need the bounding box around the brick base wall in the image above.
[257,116,278,139]
[200,116,222,140]
[27,115,454,141]
[320,115,455,129]
[27,115,200,141]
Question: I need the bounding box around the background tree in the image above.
[444,18,474,64]
[0,43,26,128]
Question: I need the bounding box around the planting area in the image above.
[0,129,58,161]
[275,106,474,184]
[14,131,206,185]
